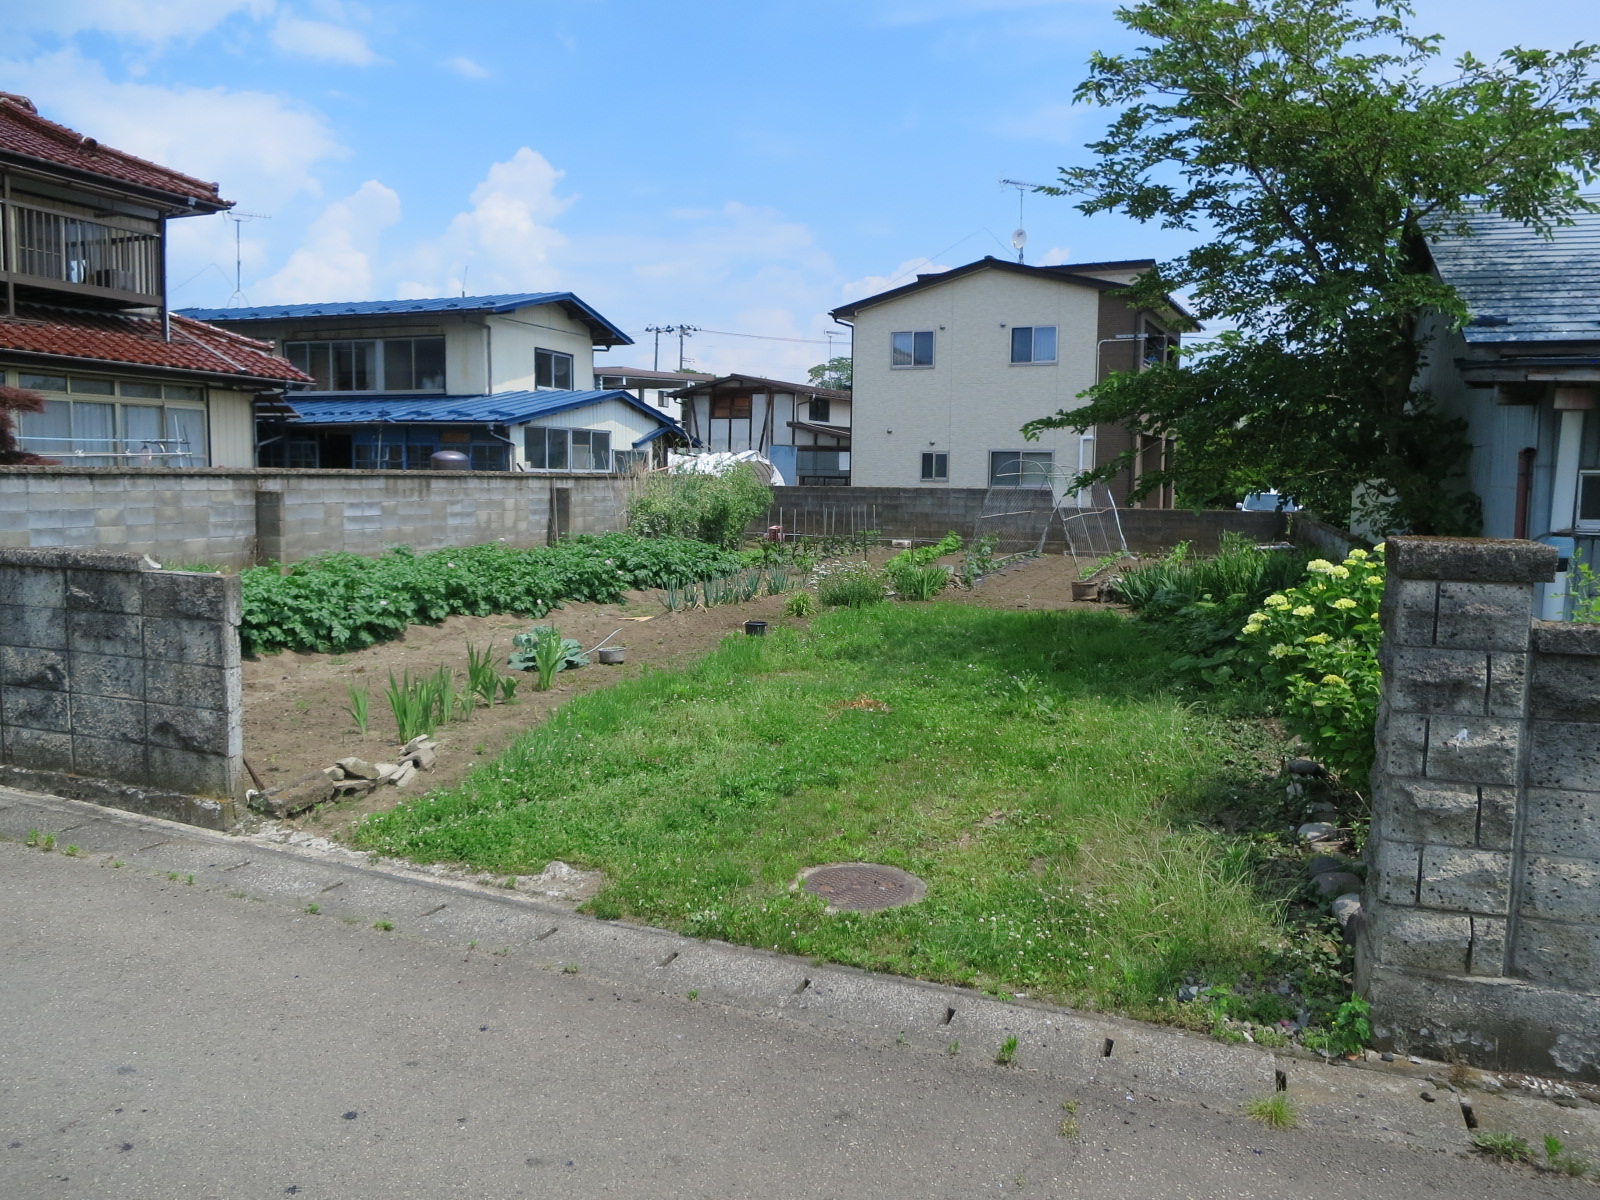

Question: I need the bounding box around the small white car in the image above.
[1236,490,1301,513]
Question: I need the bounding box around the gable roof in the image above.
[179,292,634,347]
[1428,205,1600,345]
[668,373,849,401]
[0,301,310,387]
[0,93,227,213]
[278,388,682,430]
[830,255,1192,323]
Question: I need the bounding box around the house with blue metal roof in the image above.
[174,291,687,471]
[1423,204,1600,619]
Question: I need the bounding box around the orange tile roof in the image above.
[1,303,311,387]
[0,93,227,210]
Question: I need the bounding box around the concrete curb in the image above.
[2,783,1595,1163]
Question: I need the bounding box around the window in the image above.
[1010,326,1057,364]
[989,450,1053,487]
[797,449,845,476]
[1142,323,1175,368]
[921,452,948,481]
[1579,471,1600,530]
[809,397,832,423]
[891,330,934,368]
[535,347,574,390]
[470,444,508,471]
[524,427,611,471]
[570,429,612,471]
[15,374,207,465]
[710,395,753,420]
[285,336,445,393]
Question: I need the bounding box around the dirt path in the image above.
[242,553,1108,834]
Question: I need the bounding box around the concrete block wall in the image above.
[1359,536,1600,1081]
[0,547,243,828]
[760,486,1286,553]
[0,468,634,568]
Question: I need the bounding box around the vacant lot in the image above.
[352,600,1321,1018]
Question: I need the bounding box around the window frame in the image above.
[988,450,1054,488]
[283,335,447,394]
[535,347,575,391]
[14,372,208,465]
[920,451,949,482]
[1009,325,1057,365]
[523,426,614,472]
[809,397,831,423]
[1578,470,1600,531]
[890,330,935,369]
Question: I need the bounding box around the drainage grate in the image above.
[798,863,927,912]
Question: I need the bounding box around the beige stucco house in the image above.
[831,256,1187,502]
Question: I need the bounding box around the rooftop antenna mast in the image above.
[999,179,1045,264]
[225,211,270,305]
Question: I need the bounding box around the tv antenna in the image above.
[999,179,1046,263]
[225,211,270,305]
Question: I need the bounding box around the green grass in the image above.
[1243,1093,1297,1129]
[351,603,1297,1013]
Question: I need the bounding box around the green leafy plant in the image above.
[960,534,1002,586]
[465,640,499,708]
[995,1035,1019,1066]
[344,682,371,736]
[24,829,38,847]
[63,844,80,857]
[239,534,742,657]
[1543,1134,1593,1177]
[1472,1131,1533,1163]
[1302,995,1371,1057]
[783,590,818,618]
[305,903,320,914]
[815,561,887,608]
[1243,1094,1296,1130]
[497,675,520,704]
[386,668,454,742]
[1566,548,1600,623]
[885,534,962,603]
[1239,546,1385,779]
[628,463,773,548]
[40,833,55,852]
[510,625,587,691]
[373,919,394,931]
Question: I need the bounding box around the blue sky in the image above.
[2,0,1594,377]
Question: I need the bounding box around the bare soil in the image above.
[243,553,1105,834]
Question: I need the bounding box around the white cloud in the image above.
[1036,245,1073,266]
[255,180,401,302]
[0,49,344,209]
[444,55,490,79]
[271,15,380,65]
[398,148,573,297]
[6,0,273,42]
[840,257,950,302]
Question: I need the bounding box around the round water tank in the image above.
[430,449,470,470]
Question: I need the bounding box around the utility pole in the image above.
[674,325,699,371]
[645,325,673,371]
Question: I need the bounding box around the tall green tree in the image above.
[807,356,852,391]
[1025,0,1600,532]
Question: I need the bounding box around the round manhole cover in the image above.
[797,863,927,912]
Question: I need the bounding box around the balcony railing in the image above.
[2,200,162,302]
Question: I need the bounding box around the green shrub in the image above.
[239,533,740,656]
[628,464,773,548]
[1113,533,1312,621]
[783,590,818,618]
[886,532,960,600]
[815,561,887,608]
[1238,546,1385,780]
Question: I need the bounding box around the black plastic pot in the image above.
[744,620,768,636]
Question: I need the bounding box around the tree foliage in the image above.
[807,356,852,391]
[1025,0,1600,532]
[0,385,54,465]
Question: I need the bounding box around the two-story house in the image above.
[180,294,687,472]
[830,256,1187,504]
[0,93,309,467]
[1423,204,1600,619]
[670,373,852,485]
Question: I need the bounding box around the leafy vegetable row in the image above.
[240,533,742,656]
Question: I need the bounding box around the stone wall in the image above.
[761,486,1286,553]
[0,547,243,829]
[1359,536,1600,1082]
[0,467,634,568]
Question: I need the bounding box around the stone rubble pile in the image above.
[248,735,440,818]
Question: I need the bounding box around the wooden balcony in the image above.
[2,199,162,306]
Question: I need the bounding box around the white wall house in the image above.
[179,292,685,471]
[831,256,1186,502]
[671,374,852,485]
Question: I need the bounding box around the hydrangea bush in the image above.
[1239,545,1386,781]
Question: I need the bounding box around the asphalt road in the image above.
[0,805,1588,1199]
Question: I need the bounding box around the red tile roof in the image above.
[0,93,228,210]
[0,303,312,387]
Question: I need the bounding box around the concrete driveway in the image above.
[1,788,1592,1199]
